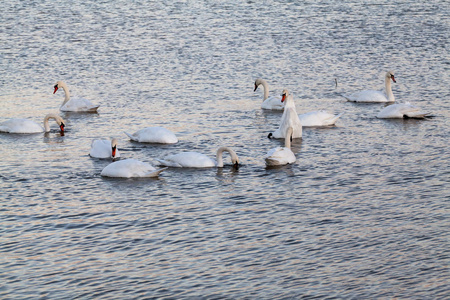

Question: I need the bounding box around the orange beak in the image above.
[391,75,396,83]
[112,146,117,158]
[59,123,65,132]
[53,86,58,94]
[281,94,286,103]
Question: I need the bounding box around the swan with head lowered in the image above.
[344,71,396,103]
[254,78,284,110]
[54,81,100,112]
[265,127,296,166]
[268,89,302,139]
[101,159,167,178]
[0,113,65,133]
[124,127,178,144]
[255,78,341,126]
[90,138,120,159]
[157,146,239,168]
[377,102,430,119]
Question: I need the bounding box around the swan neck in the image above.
[60,82,70,105]
[261,80,269,100]
[385,76,395,102]
[285,94,295,108]
[43,114,58,132]
[216,146,237,167]
[284,127,293,148]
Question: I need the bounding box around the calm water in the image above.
[1,0,449,298]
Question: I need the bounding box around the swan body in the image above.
[265,127,296,166]
[90,138,120,159]
[268,90,302,139]
[157,146,239,168]
[0,113,65,133]
[254,78,284,110]
[299,111,342,127]
[101,159,166,178]
[54,81,99,112]
[377,102,430,119]
[345,71,396,103]
[124,127,178,144]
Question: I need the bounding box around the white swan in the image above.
[344,71,396,103]
[157,146,239,168]
[254,78,284,110]
[90,138,120,159]
[0,113,65,133]
[299,111,343,127]
[377,102,430,119]
[54,81,100,112]
[124,127,178,144]
[265,127,296,166]
[268,90,302,139]
[101,159,167,178]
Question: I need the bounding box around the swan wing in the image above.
[90,139,112,158]
[158,152,215,168]
[101,159,161,178]
[346,90,388,102]
[261,96,284,110]
[0,118,43,133]
[126,127,178,144]
[61,97,99,112]
[299,111,342,126]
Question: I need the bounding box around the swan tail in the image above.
[124,131,136,141]
[265,158,281,166]
[156,159,180,167]
[326,112,343,125]
[144,167,167,177]
[87,105,100,112]
[341,94,353,102]
[404,112,431,119]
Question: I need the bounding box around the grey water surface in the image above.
[1,0,449,299]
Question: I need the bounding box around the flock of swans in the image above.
[0,72,430,178]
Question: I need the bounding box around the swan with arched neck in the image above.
[0,113,65,133]
[54,81,99,112]
[344,71,396,103]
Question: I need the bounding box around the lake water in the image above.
[1,0,449,298]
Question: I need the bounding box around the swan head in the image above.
[254,78,263,91]
[54,81,62,94]
[281,89,289,102]
[53,81,68,94]
[56,116,65,132]
[386,71,396,83]
[111,138,118,158]
[52,115,65,132]
[232,156,239,167]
